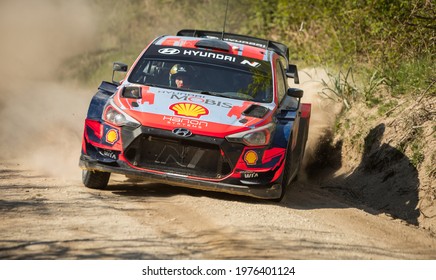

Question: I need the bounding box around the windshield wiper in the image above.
[143,83,174,90]
[200,91,255,101]
[200,91,229,98]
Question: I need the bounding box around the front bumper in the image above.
[79,154,282,199]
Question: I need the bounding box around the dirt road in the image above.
[1,160,435,260]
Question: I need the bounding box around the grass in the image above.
[377,100,398,116]
[410,140,425,168]
[384,56,435,97]
[319,67,358,110]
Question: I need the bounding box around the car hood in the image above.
[112,85,275,138]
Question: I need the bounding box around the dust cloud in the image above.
[298,68,341,179]
[0,0,97,179]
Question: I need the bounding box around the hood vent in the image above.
[242,105,270,118]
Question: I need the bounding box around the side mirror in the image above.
[286,64,300,84]
[112,62,128,84]
[113,62,128,72]
[287,88,303,98]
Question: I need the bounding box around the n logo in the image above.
[241,60,260,67]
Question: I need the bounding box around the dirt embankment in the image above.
[300,70,436,234]
[334,95,435,232]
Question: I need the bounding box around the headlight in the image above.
[103,100,140,128]
[226,123,275,146]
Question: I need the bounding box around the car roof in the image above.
[153,36,270,62]
[152,29,289,63]
[177,30,289,62]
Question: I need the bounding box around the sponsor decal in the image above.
[241,171,259,179]
[105,129,119,144]
[98,149,118,160]
[158,48,180,55]
[223,38,266,48]
[182,49,236,62]
[141,92,155,105]
[170,103,209,118]
[228,101,252,119]
[244,150,258,165]
[241,60,260,67]
[163,116,208,129]
[170,92,232,108]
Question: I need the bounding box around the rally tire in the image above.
[293,120,308,182]
[272,140,294,202]
[82,170,110,189]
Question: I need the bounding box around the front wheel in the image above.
[272,144,294,202]
[82,169,110,189]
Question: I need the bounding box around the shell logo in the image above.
[106,129,119,144]
[170,103,209,118]
[244,150,258,165]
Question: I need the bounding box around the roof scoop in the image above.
[195,39,231,52]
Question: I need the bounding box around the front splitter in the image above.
[79,155,282,199]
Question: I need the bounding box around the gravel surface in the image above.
[1,162,435,260]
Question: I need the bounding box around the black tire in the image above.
[82,169,110,189]
[272,142,293,202]
[293,118,309,182]
[283,147,294,187]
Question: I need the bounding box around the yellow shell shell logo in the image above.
[170,103,209,118]
[106,129,118,144]
[244,150,258,165]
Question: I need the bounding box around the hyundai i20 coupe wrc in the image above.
[79,29,311,201]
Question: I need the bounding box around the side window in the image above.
[129,60,167,86]
[275,60,287,102]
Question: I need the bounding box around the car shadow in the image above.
[107,180,263,204]
[305,123,420,225]
[106,170,354,211]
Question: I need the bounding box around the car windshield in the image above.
[128,54,273,103]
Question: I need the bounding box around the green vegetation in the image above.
[245,0,435,105]
[410,139,425,168]
[397,126,425,168]
[377,99,398,116]
[66,0,434,105]
[319,67,358,110]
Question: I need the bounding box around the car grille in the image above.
[124,135,231,178]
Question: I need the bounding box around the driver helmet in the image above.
[169,64,192,87]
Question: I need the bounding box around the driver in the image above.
[169,64,192,88]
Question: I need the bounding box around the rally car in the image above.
[79,29,311,201]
